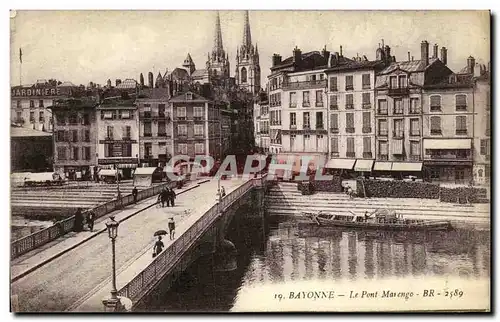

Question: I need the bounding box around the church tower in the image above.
[183,53,196,77]
[207,11,230,80]
[235,10,261,95]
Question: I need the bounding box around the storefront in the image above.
[324,158,356,177]
[372,161,423,180]
[423,139,472,184]
[98,157,138,180]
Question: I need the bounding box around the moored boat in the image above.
[302,209,452,231]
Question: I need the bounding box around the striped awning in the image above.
[117,164,137,169]
[373,161,393,171]
[99,169,117,176]
[424,139,471,150]
[391,162,423,172]
[354,159,374,172]
[325,159,356,169]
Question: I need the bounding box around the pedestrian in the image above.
[347,185,354,199]
[168,218,176,240]
[132,186,138,203]
[152,236,164,258]
[160,188,167,207]
[221,186,226,197]
[73,208,84,232]
[169,188,176,207]
[87,210,95,232]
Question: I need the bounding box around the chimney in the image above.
[340,45,343,57]
[115,79,122,87]
[148,72,154,88]
[467,56,476,75]
[411,56,414,61]
[440,47,448,65]
[421,40,429,66]
[384,45,391,59]
[408,52,411,61]
[293,46,302,64]
[433,44,439,59]
[272,54,282,67]
[106,79,111,88]
[321,46,330,60]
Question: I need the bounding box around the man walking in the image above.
[169,188,176,207]
[73,208,84,232]
[168,217,176,240]
[132,186,138,203]
[153,236,164,258]
[87,210,95,232]
[160,188,167,207]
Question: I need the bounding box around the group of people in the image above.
[73,208,95,232]
[158,187,176,207]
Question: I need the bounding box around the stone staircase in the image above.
[266,182,490,224]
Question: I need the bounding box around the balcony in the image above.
[378,108,388,115]
[431,129,442,135]
[362,127,372,133]
[388,87,410,96]
[193,116,204,121]
[330,128,339,134]
[282,79,327,91]
[345,104,354,110]
[362,84,371,90]
[409,155,421,161]
[378,155,389,161]
[330,86,338,92]
[346,127,355,133]
[393,132,404,139]
[290,124,297,130]
[14,118,25,124]
[330,152,340,158]
[409,109,420,115]
[430,105,442,112]
[456,129,468,135]
[346,152,356,158]
[410,131,421,136]
[363,152,373,158]
[176,116,187,121]
[316,124,324,130]
[315,102,324,107]
[143,133,152,137]
[329,104,338,110]
[302,102,311,107]
[393,109,403,115]
[362,103,372,109]
[303,125,311,130]
[455,104,467,111]
[158,132,167,137]
[345,85,354,91]
[290,103,297,108]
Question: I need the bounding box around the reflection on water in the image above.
[137,215,490,312]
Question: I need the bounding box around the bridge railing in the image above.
[11,180,181,259]
[117,175,267,303]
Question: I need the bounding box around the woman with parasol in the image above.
[152,230,167,258]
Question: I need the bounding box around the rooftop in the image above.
[169,91,209,103]
[325,59,385,72]
[271,50,328,73]
[136,88,170,100]
[11,125,52,138]
[378,58,439,74]
[116,79,138,89]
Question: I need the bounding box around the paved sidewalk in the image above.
[11,178,246,312]
[11,179,207,282]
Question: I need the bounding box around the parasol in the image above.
[154,230,168,236]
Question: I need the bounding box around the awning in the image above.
[373,162,393,171]
[424,139,471,150]
[99,169,117,176]
[117,164,137,169]
[325,159,356,169]
[391,162,423,172]
[354,159,374,172]
[134,167,157,175]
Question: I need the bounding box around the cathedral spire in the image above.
[242,10,252,50]
[213,11,224,56]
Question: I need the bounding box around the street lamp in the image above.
[102,215,124,312]
[115,166,121,200]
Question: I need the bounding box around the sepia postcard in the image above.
[9,10,490,313]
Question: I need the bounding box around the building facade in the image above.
[50,97,98,180]
[254,90,270,153]
[235,11,261,96]
[11,125,53,172]
[473,66,491,185]
[136,88,173,167]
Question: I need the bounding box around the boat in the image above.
[302,209,452,231]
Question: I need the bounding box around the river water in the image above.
[137,214,490,312]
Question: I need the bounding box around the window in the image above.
[331,137,339,154]
[241,67,247,83]
[363,137,372,157]
[455,94,467,111]
[194,124,204,136]
[394,99,403,114]
[430,116,441,135]
[178,143,188,154]
[410,118,420,136]
[303,112,310,129]
[143,122,152,137]
[362,74,371,89]
[398,75,407,88]
[410,98,420,114]
[16,100,21,108]
[315,90,323,107]
[56,130,65,142]
[194,106,204,118]
[486,112,490,136]
[378,99,388,114]
[456,116,467,135]
[178,124,187,136]
[39,111,44,123]
[30,100,34,108]
[103,111,113,119]
[39,100,44,107]
[430,95,441,111]
[290,134,296,152]
[378,141,388,159]
[72,147,79,161]
[195,143,204,154]
[120,110,130,119]
[393,119,404,138]
[82,113,90,125]
[330,95,338,109]
[104,144,112,157]
[303,135,310,152]
[330,77,338,92]
[71,130,78,142]
[290,112,296,127]
[83,129,90,142]
[330,114,339,132]
[158,104,166,117]
[123,126,131,139]
[30,111,35,123]
[378,119,388,136]
[107,126,114,140]
[480,139,490,155]
[362,112,371,133]
[410,141,420,156]
[315,112,323,129]
[57,147,66,160]
[158,121,166,136]
[69,113,78,125]
[362,93,371,108]
[290,92,297,107]
[83,147,91,161]
[346,113,354,133]
[144,143,153,157]
[16,111,21,121]
[346,137,355,157]
[122,143,132,157]
[302,91,310,107]
[346,94,354,109]
[390,76,397,88]
[345,75,354,90]
[177,106,187,118]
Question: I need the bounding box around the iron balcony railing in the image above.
[282,79,327,91]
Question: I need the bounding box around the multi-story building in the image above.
[136,88,173,167]
[50,97,98,180]
[268,46,330,171]
[11,125,53,172]
[11,81,78,132]
[254,90,270,153]
[170,91,221,161]
[96,94,140,179]
[325,46,389,174]
[473,64,491,185]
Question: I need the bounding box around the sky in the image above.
[9,10,490,87]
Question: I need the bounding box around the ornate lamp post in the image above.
[102,216,124,312]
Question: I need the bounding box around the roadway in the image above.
[11,178,246,312]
